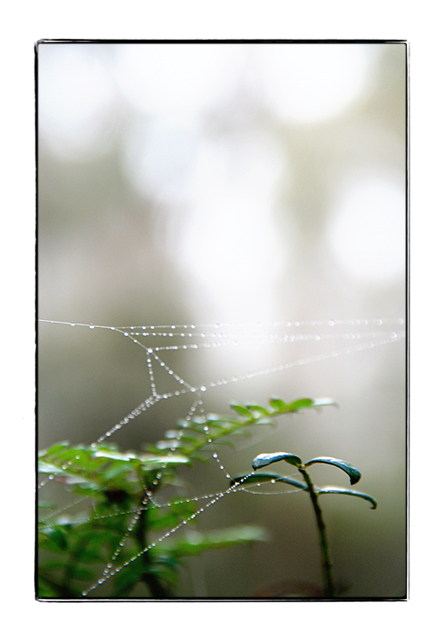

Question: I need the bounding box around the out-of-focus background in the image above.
[38,42,406,598]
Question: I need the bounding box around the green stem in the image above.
[299,467,335,598]
[135,495,172,599]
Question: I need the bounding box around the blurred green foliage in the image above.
[38,397,336,598]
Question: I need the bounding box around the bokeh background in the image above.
[38,41,406,598]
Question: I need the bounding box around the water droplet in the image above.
[200,385,207,392]
[314,334,321,340]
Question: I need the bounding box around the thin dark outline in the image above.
[35,39,409,603]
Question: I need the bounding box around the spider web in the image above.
[37,316,405,598]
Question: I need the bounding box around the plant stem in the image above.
[135,495,172,599]
[299,468,335,598]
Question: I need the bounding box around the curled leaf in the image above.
[252,452,302,470]
[304,456,361,485]
[231,472,308,491]
[317,487,377,509]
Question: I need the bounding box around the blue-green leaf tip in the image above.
[305,457,361,485]
[252,452,303,470]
